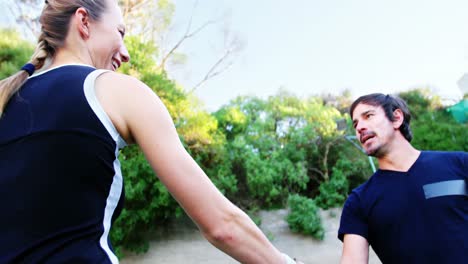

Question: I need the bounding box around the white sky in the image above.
[2,0,467,111]
[170,0,468,110]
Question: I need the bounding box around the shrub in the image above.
[110,145,182,256]
[314,167,348,209]
[286,194,324,240]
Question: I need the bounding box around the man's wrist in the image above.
[281,253,296,264]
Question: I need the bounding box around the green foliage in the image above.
[119,35,159,76]
[111,145,182,256]
[155,0,176,29]
[399,89,468,151]
[215,93,341,208]
[286,194,324,240]
[315,159,351,209]
[0,29,34,79]
[118,0,175,40]
[213,106,248,140]
[322,89,353,114]
[398,88,442,119]
[4,29,465,256]
[411,110,468,151]
[213,92,350,209]
[245,150,308,207]
[111,35,236,255]
[108,36,185,255]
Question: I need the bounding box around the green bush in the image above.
[4,31,465,255]
[286,194,324,240]
[411,111,468,151]
[315,167,348,209]
[245,151,308,208]
[315,156,372,209]
[0,29,34,78]
[110,145,182,256]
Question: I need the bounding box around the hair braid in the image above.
[0,0,108,118]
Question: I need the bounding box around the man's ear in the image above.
[75,7,90,39]
[392,109,404,129]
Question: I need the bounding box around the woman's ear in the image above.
[75,7,90,39]
[392,109,404,129]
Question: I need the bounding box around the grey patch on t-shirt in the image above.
[423,180,467,199]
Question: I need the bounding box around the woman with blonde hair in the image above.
[0,0,302,263]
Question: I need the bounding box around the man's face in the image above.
[352,103,398,158]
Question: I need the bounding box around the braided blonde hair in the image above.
[0,0,107,117]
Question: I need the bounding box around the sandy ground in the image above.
[121,208,380,264]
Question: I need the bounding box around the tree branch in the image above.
[159,0,217,70]
[189,48,234,93]
[308,167,325,184]
[159,19,216,70]
[322,136,344,181]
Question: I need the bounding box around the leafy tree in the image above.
[7,0,243,92]
[213,91,367,211]
[215,94,311,208]
[399,89,467,151]
[0,29,34,79]
[321,89,353,114]
[7,28,466,255]
[111,145,182,255]
[111,35,236,255]
[213,105,248,140]
[398,88,442,119]
[411,110,468,151]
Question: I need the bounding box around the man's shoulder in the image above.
[420,150,467,164]
[421,150,466,157]
[347,172,383,202]
[351,170,386,191]
[417,151,467,181]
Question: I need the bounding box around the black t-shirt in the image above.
[339,151,468,263]
[0,65,126,263]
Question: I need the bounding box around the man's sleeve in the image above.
[338,191,369,242]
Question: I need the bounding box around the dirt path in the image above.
[121,208,380,264]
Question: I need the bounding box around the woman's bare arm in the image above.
[95,72,292,263]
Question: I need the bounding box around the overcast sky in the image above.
[2,0,467,111]
[170,0,468,110]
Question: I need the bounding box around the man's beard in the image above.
[366,145,384,158]
[360,132,384,158]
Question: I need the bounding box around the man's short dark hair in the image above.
[350,93,413,142]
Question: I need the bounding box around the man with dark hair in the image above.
[338,93,467,264]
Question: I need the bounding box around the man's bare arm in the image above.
[340,234,369,264]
